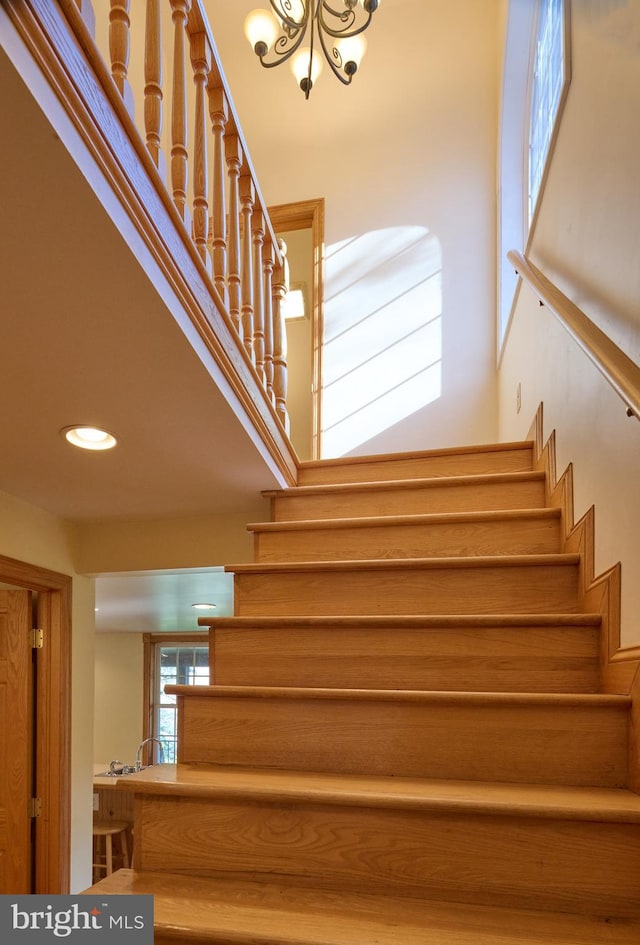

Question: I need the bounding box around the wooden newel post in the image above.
[239,175,255,363]
[273,238,290,433]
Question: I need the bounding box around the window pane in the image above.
[529,0,565,220]
[149,643,209,762]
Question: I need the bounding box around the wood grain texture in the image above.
[170,687,628,786]
[265,472,547,521]
[297,442,535,485]
[208,615,600,692]
[249,508,562,562]
[134,794,640,916]
[87,870,640,945]
[0,591,32,893]
[231,555,581,617]
[114,762,640,821]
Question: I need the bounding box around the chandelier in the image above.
[244,1,381,99]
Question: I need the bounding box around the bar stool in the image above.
[92,820,130,881]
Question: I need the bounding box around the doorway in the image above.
[0,555,71,893]
[269,198,324,461]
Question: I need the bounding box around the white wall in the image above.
[205,0,505,456]
[0,491,95,892]
[499,0,640,647]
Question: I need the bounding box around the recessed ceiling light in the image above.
[191,603,217,610]
[61,425,118,451]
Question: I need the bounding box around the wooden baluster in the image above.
[209,88,229,306]
[144,0,165,176]
[273,238,290,433]
[170,0,191,224]
[239,175,255,363]
[252,209,266,385]
[225,135,243,338]
[190,31,211,271]
[263,239,275,404]
[109,1,134,114]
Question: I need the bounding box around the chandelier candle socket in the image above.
[244,1,379,98]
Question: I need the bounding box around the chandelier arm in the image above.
[257,28,307,69]
[268,0,308,32]
[318,1,373,39]
[317,23,352,86]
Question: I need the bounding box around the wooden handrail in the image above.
[507,251,640,422]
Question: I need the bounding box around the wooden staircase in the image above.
[89,439,640,943]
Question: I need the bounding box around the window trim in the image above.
[142,632,209,764]
[497,0,572,357]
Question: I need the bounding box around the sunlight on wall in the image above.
[322,227,442,457]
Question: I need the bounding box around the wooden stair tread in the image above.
[200,613,603,629]
[299,440,534,471]
[263,469,546,499]
[87,870,640,944]
[164,683,627,708]
[113,764,640,821]
[227,553,580,574]
[247,507,561,533]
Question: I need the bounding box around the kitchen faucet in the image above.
[135,737,166,771]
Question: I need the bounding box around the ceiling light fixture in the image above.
[244,1,380,99]
[61,426,118,451]
[191,603,217,610]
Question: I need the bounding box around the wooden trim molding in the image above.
[0,554,71,893]
[529,404,640,695]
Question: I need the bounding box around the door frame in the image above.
[0,554,71,893]
[269,198,325,461]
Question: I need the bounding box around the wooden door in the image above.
[0,589,33,892]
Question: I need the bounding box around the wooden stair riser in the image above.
[135,795,640,917]
[297,444,534,485]
[251,512,562,563]
[175,693,628,786]
[267,475,546,522]
[232,560,581,617]
[210,623,600,693]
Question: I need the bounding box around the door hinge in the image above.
[30,797,42,818]
[30,628,44,649]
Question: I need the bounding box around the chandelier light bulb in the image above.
[291,46,323,97]
[244,9,279,57]
[337,33,367,77]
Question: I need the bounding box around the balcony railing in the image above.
[7,0,295,478]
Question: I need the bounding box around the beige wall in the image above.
[0,491,95,892]
[499,0,640,647]
[207,0,503,457]
[94,632,144,765]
